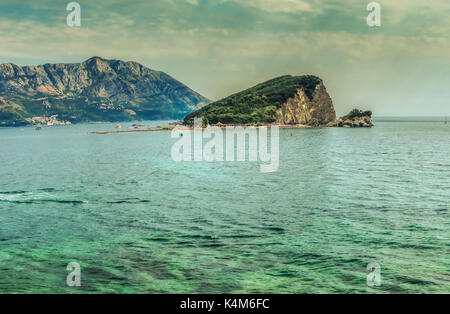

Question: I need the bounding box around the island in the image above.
[184,75,373,128]
[327,109,374,128]
[184,75,336,127]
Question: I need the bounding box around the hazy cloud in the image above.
[0,0,448,115]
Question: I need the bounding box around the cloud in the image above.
[0,0,448,115]
[225,0,315,13]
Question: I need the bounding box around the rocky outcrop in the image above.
[327,109,374,128]
[275,81,336,125]
[0,57,210,126]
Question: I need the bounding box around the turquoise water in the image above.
[0,121,448,293]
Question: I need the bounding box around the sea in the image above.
[0,118,448,293]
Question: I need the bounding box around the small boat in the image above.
[115,124,122,129]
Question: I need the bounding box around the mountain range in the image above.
[0,57,210,126]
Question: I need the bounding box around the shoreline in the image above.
[89,124,315,135]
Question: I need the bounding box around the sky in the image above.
[0,0,448,116]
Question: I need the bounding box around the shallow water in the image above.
[0,120,449,293]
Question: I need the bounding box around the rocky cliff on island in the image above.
[184,75,336,126]
[0,57,209,126]
[327,109,374,128]
[274,79,336,126]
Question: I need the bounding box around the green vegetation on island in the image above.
[184,75,323,126]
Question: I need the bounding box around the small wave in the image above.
[0,188,57,195]
[0,192,49,202]
[38,188,57,193]
[224,234,260,239]
[260,226,286,233]
[1,199,88,205]
[200,243,226,248]
[0,190,28,195]
[0,188,87,205]
[106,199,151,204]
[0,188,57,202]
[397,275,434,286]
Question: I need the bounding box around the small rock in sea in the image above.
[327,108,374,128]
